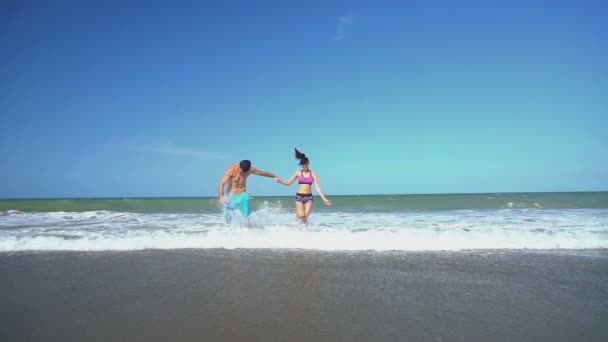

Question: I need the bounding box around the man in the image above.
[218,160,280,223]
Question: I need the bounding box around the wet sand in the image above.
[1,249,607,341]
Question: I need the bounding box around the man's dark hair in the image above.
[239,160,252,172]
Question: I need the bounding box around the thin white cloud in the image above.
[336,15,356,41]
[106,143,232,160]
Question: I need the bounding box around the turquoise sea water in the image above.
[1,192,607,213]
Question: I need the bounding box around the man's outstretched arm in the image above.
[250,167,277,179]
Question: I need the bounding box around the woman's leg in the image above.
[303,202,313,224]
[295,200,306,223]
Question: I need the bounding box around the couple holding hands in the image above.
[218,148,331,224]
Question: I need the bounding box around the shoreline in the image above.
[2,247,608,256]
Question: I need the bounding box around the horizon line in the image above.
[1,190,607,201]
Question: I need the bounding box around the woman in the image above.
[278,148,332,224]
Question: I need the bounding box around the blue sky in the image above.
[1,0,606,198]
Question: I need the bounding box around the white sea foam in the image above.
[1,208,607,252]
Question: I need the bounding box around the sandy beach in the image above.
[1,249,607,341]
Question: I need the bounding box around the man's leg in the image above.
[232,193,252,227]
[223,196,233,223]
[240,193,252,227]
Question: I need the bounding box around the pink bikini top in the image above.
[298,171,313,185]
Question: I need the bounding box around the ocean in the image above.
[2,192,608,341]
[1,192,607,252]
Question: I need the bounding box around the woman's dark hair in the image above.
[239,160,251,172]
[294,148,309,165]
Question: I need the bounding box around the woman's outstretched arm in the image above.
[278,171,299,186]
